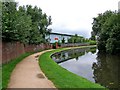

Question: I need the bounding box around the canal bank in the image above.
[51,47,119,89]
[39,45,106,88]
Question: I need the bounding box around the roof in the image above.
[50,32,73,37]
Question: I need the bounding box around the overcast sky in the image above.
[15,0,119,38]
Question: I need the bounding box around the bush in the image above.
[58,40,61,47]
[89,40,96,45]
[97,41,106,51]
[52,42,56,49]
[106,38,116,54]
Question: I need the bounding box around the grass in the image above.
[2,52,33,89]
[39,46,106,89]
[2,48,50,89]
[0,66,2,90]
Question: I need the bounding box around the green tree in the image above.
[68,34,87,43]
[15,6,32,44]
[2,1,52,44]
[26,5,52,44]
[2,1,18,41]
[105,13,120,54]
[61,37,65,44]
[91,10,120,54]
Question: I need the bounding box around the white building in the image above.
[47,32,73,43]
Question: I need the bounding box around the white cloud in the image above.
[15,0,119,38]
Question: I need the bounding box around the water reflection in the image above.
[92,52,120,89]
[52,47,97,82]
[52,48,90,63]
[51,47,119,89]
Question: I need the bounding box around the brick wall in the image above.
[24,43,51,52]
[2,42,51,64]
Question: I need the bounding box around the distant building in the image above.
[46,32,73,43]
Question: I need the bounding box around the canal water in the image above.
[51,47,120,89]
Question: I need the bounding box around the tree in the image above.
[2,1,18,41]
[61,37,65,44]
[105,13,120,54]
[68,34,87,43]
[91,10,120,54]
[15,6,32,44]
[2,1,52,44]
[26,5,52,44]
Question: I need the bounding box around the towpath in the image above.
[8,49,56,88]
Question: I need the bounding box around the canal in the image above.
[51,47,120,89]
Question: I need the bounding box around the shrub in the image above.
[89,40,96,45]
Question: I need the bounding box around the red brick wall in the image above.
[24,43,51,52]
[2,42,51,64]
[2,42,25,64]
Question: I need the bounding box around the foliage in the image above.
[68,34,87,43]
[52,42,57,49]
[39,47,106,88]
[2,1,18,41]
[2,1,52,44]
[61,37,65,44]
[89,40,96,45]
[52,41,61,49]
[68,34,93,44]
[91,10,120,54]
[58,40,61,46]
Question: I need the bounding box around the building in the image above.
[47,32,73,43]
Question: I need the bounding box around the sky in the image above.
[15,0,119,38]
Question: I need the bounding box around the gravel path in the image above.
[8,49,56,88]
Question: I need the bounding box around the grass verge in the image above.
[39,46,106,89]
[2,52,33,89]
[0,66,2,90]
